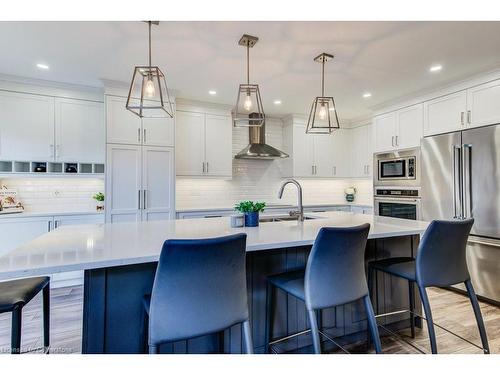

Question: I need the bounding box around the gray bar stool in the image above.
[142,233,253,354]
[368,219,490,354]
[0,276,50,354]
[265,224,382,354]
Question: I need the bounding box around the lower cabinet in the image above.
[0,214,104,288]
[106,144,175,223]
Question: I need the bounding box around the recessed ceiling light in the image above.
[362,92,372,98]
[273,100,282,105]
[36,63,49,70]
[429,64,442,73]
[208,90,217,95]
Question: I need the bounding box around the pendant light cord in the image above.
[246,42,250,85]
[321,58,325,97]
[148,21,152,69]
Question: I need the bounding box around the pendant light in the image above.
[232,34,265,127]
[126,21,173,118]
[306,53,340,134]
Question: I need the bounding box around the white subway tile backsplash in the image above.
[0,178,104,213]
[176,119,373,209]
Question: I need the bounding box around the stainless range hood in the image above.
[235,121,289,160]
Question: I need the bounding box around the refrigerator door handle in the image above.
[462,144,473,218]
[452,145,462,219]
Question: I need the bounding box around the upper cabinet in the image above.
[0,90,105,163]
[283,119,350,178]
[466,80,500,129]
[423,90,467,136]
[373,103,423,153]
[350,124,373,178]
[175,110,232,178]
[0,91,55,161]
[55,98,104,162]
[106,95,175,147]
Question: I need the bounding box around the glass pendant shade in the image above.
[306,96,340,134]
[232,34,265,127]
[233,84,265,127]
[126,66,173,118]
[126,21,173,119]
[306,52,340,134]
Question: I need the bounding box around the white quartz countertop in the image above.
[0,212,428,280]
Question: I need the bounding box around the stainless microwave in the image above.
[374,148,419,187]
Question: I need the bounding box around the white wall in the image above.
[176,118,373,209]
[0,178,104,213]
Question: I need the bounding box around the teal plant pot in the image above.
[345,194,355,202]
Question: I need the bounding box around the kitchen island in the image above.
[0,212,429,354]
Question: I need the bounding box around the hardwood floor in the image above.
[0,285,498,354]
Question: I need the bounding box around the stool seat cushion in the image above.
[369,257,416,281]
[0,276,50,313]
[268,269,306,301]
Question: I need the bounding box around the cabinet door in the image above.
[363,125,373,177]
[467,80,500,129]
[373,112,397,153]
[55,98,105,162]
[106,95,142,145]
[0,91,55,161]
[350,126,366,177]
[105,144,142,223]
[0,217,52,256]
[293,126,314,177]
[313,133,334,177]
[53,214,104,228]
[175,111,206,176]
[396,103,423,149]
[142,146,175,221]
[423,90,467,136]
[205,114,232,177]
[142,104,175,147]
[331,129,350,177]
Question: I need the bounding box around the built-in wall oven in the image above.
[374,188,421,220]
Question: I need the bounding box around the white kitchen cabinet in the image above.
[0,90,55,161]
[373,104,423,153]
[55,98,105,163]
[0,216,52,256]
[105,144,142,223]
[142,146,175,221]
[350,124,373,178]
[175,110,232,177]
[291,125,315,177]
[330,129,350,177]
[423,90,467,136]
[142,116,175,147]
[53,214,104,227]
[396,103,423,149]
[373,112,397,153]
[106,95,142,145]
[466,80,500,129]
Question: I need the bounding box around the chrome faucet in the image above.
[278,179,304,221]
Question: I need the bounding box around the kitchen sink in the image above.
[259,215,317,223]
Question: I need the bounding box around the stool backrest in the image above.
[149,233,249,346]
[304,224,370,310]
[416,219,474,287]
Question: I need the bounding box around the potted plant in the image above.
[93,192,105,211]
[344,187,356,202]
[234,201,266,227]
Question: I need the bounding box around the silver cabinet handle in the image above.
[202,162,205,173]
[138,190,141,210]
[138,128,141,142]
[366,165,369,175]
[206,162,209,173]
[467,110,471,125]
[312,165,314,175]
[54,220,60,229]
[460,112,465,126]
[143,129,147,143]
[143,189,147,210]
[391,136,394,147]
[47,221,52,232]
[395,135,398,147]
[333,166,337,175]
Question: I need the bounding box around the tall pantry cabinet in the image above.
[105,95,176,223]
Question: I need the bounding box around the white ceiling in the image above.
[1,21,500,121]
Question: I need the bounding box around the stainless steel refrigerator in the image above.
[421,123,500,303]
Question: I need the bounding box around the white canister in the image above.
[230,214,244,228]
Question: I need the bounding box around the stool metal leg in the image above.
[464,279,490,354]
[363,295,382,354]
[11,304,22,354]
[307,309,321,354]
[418,285,437,354]
[264,282,274,354]
[42,284,50,353]
[316,310,323,352]
[242,320,254,354]
[408,281,415,339]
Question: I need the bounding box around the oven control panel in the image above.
[375,189,420,197]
